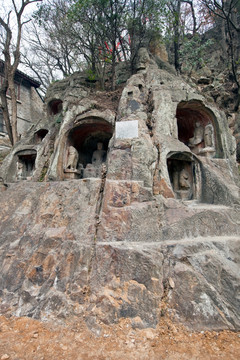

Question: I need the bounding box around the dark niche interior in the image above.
[176,100,222,157]
[34,129,48,144]
[16,149,37,179]
[65,118,113,178]
[167,153,195,200]
[48,99,63,115]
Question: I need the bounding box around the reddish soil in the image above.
[0,315,240,360]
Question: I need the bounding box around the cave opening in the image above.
[176,100,222,158]
[64,118,113,179]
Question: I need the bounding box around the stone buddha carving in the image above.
[66,145,79,171]
[204,123,214,148]
[198,123,215,157]
[16,161,24,181]
[83,142,107,178]
[189,121,204,146]
[179,169,191,190]
[91,142,106,166]
[172,165,192,200]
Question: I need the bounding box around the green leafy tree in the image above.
[179,35,214,75]
[26,0,167,90]
[126,0,167,70]
[164,1,213,72]
[72,0,128,89]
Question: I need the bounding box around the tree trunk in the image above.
[0,90,13,145]
[111,40,116,91]
[8,76,19,144]
[174,0,181,73]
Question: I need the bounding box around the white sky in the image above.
[0,0,40,17]
[0,0,42,59]
[0,0,41,34]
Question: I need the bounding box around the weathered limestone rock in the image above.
[0,49,239,331]
[163,237,240,330]
[0,181,239,330]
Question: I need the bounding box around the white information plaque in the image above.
[115,120,138,139]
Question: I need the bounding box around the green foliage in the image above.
[32,0,222,86]
[30,0,169,89]
[56,114,63,123]
[69,0,168,61]
[86,68,97,81]
[179,36,214,74]
[38,165,48,182]
[236,57,240,66]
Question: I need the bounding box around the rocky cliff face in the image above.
[0,49,239,331]
[181,27,240,163]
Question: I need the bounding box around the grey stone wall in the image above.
[16,84,43,136]
[0,83,43,139]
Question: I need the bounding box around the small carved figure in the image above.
[66,145,79,170]
[204,123,214,148]
[91,142,106,166]
[179,169,190,190]
[189,121,204,146]
[16,161,23,181]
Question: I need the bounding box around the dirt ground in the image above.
[0,315,240,360]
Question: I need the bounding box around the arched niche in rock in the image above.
[34,129,48,144]
[167,152,201,201]
[48,99,63,116]
[63,117,113,179]
[14,149,37,181]
[176,100,223,158]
